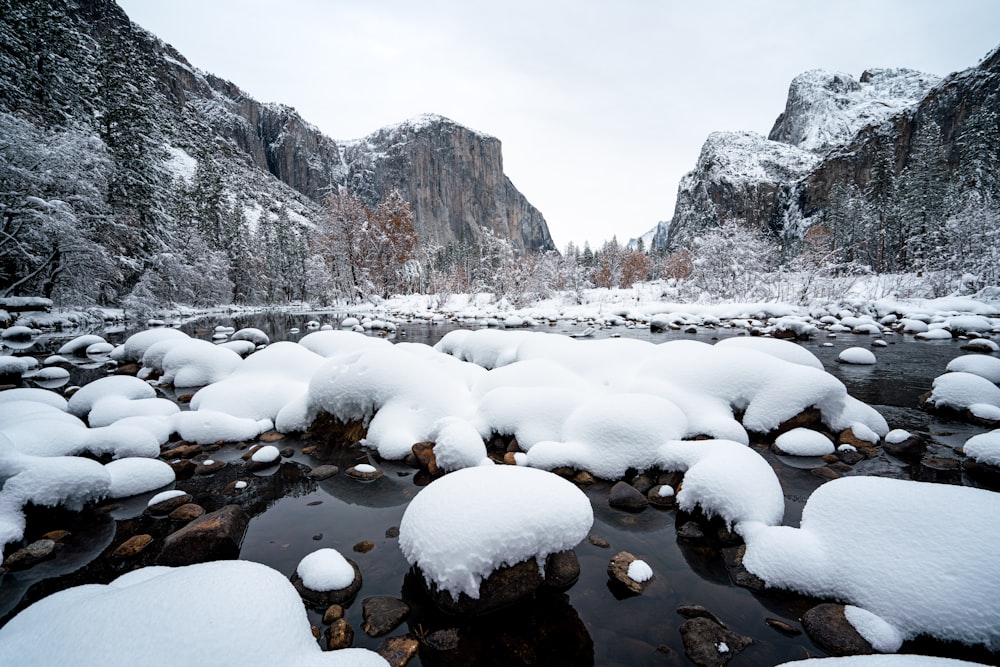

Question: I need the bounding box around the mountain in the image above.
[0,0,552,307]
[651,46,1000,279]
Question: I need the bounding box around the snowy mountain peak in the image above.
[696,131,820,185]
[768,67,940,154]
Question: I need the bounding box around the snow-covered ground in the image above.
[1,285,999,660]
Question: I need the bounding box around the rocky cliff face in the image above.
[653,46,1000,252]
[337,115,554,252]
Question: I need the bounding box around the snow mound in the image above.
[296,548,357,592]
[714,336,824,369]
[839,347,877,365]
[110,327,189,363]
[57,334,107,356]
[963,429,1000,467]
[774,428,835,456]
[104,458,175,498]
[67,375,157,419]
[173,410,272,445]
[777,656,985,667]
[154,338,243,387]
[0,560,388,666]
[742,476,1000,649]
[946,354,1000,384]
[845,605,904,653]
[925,372,1000,412]
[398,465,593,599]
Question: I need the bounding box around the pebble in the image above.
[307,465,339,480]
[168,503,206,522]
[112,534,153,559]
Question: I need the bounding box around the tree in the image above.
[686,219,777,301]
[898,119,947,273]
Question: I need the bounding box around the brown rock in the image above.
[588,535,610,548]
[322,604,345,625]
[161,443,202,459]
[572,470,595,485]
[146,493,194,514]
[766,618,802,636]
[838,427,874,449]
[883,433,927,461]
[176,393,195,403]
[346,464,383,481]
[774,406,822,435]
[112,534,153,559]
[362,596,411,637]
[801,603,874,656]
[647,485,676,508]
[168,503,206,522]
[167,459,196,479]
[353,540,375,553]
[156,504,249,566]
[41,530,71,542]
[607,550,650,594]
[326,618,354,650]
[306,464,339,481]
[4,539,57,569]
[301,445,318,455]
[412,441,439,475]
[502,452,518,465]
[260,431,286,443]
[914,457,963,485]
[377,635,419,667]
[193,459,226,475]
[679,616,753,666]
[721,545,766,592]
[542,550,580,590]
[811,465,843,481]
[292,558,363,607]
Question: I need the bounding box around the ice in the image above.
[296,548,357,591]
[399,465,593,599]
[963,429,1000,466]
[742,476,1000,649]
[0,560,388,666]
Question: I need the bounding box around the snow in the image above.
[845,605,904,653]
[430,417,492,471]
[104,458,175,498]
[0,387,68,410]
[399,465,593,599]
[776,657,984,667]
[296,548,357,591]
[839,346,877,365]
[353,463,376,474]
[154,338,243,387]
[57,334,107,356]
[916,329,954,341]
[742,476,1000,649]
[110,327,189,363]
[250,444,280,463]
[67,375,157,419]
[925,372,1000,412]
[774,428,835,456]
[627,559,653,583]
[946,354,1000,383]
[963,429,1000,467]
[0,560,388,666]
[714,336,824,370]
[885,429,911,444]
[147,489,187,507]
[173,410,272,445]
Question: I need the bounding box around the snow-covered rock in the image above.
[838,347,877,365]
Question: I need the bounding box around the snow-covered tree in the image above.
[686,218,777,301]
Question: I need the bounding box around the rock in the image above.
[837,427,877,451]
[811,465,843,481]
[766,618,802,636]
[41,529,71,542]
[112,534,153,559]
[322,604,345,625]
[224,480,249,494]
[542,549,580,590]
[883,434,927,461]
[774,406,823,435]
[193,459,226,475]
[301,445,318,455]
[156,504,249,566]
[362,596,411,637]
[292,558,363,607]
[607,551,650,594]
[501,452,518,465]
[721,545,766,592]
[377,635,419,667]
[679,616,753,666]
[385,526,400,539]
[4,539,56,569]
[161,443,202,459]
[147,493,193,514]
[837,448,867,465]
[259,431,285,443]
[676,604,726,627]
[279,447,295,458]
[353,540,375,553]
[307,464,339,480]
[630,473,656,495]
[167,459,196,479]
[964,459,1000,489]
[326,618,354,650]
[913,457,963,485]
[572,470,595,485]
[588,535,610,548]
[801,603,874,656]
[346,464,383,481]
[425,628,460,651]
[424,558,542,615]
[411,441,439,475]
[168,503,205,522]
[648,484,676,508]
[676,521,705,540]
[608,481,648,512]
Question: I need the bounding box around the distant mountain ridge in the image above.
[647,47,1000,258]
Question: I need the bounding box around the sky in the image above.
[117,0,1000,250]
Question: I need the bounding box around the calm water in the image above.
[3,313,996,665]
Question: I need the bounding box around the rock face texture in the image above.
[338,115,554,251]
[651,45,1000,252]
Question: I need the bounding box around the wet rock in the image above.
[502,451,518,465]
[836,448,867,465]
[883,434,927,461]
[157,504,249,566]
[113,362,141,376]
[542,550,580,590]
[161,443,202,459]
[676,604,726,627]
[5,539,57,569]
[411,441,439,475]
[837,428,878,456]
[607,551,650,594]
[308,464,339,480]
[377,635,419,667]
[766,618,802,636]
[112,534,153,559]
[572,470,595,485]
[167,459,196,480]
[801,603,874,656]
[362,596,411,637]
[302,445,318,456]
[648,484,677,508]
[322,604,345,625]
[385,526,400,539]
[588,535,610,548]
[41,529,71,542]
[811,465,843,481]
[608,481,648,512]
[346,464,383,481]
[168,503,205,522]
[193,459,226,475]
[326,618,354,650]
[292,558,363,607]
[964,459,1000,489]
[679,616,753,666]
[353,540,375,553]
[774,406,823,435]
[224,480,249,495]
[630,473,656,495]
[424,558,542,615]
[676,521,705,540]
[913,457,963,485]
[721,545,766,592]
[279,447,295,458]
[425,628,460,651]
[259,431,285,443]
[147,493,193,515]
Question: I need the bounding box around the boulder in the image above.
[362,596,411,637]
[424,558,543,615]
[801,603,874,656]
[156,504,249,566]
[326,618,354,650]
[607,551,651,594]
[112,534,153,559]
[146,493,193,514]
[377,635,419,667]
[168,503,206,522]
[608,481,648,512]
[679,616,753,666]
[4,539,56,569]
[541,550,580,590]
[883,434,927,461]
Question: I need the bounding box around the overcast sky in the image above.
[117,0,1000,249]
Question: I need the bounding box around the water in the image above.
[2,314,997,664]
